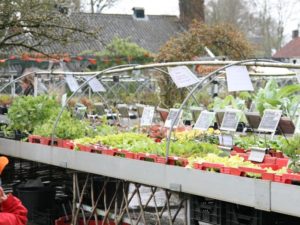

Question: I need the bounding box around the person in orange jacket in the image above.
[0,156,28,225]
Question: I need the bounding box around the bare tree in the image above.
[252,0,296,55]
[205,0,297,57]
[0,0,95,54]
[79,0,118,13]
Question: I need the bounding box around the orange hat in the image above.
[0,156,9,175]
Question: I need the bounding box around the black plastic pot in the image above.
[0,106,7,115]
[16,185,56,212]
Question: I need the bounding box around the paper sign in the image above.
[225,66,254,92]
[140,106,155,126]
[218,134,233,147]
[258,109,282,133]
[167,66,200,88]
[61,93,67,107]
[66,75,81,92]
[194,111,215,131]
[84,76,106,92]
[249,147,266,163]
[164,108,182,128]
[220,110,241,132]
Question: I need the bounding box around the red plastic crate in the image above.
[221,167,241,176]
[137,153,158,162]
[263,155,277,164]
[276,158,289,168]
[55,216,129,225]
[233,146,247,153]
[157,156,167,164]
[62,139,74,150]
[259,163,279,170]
[113,149,137,159]
[239,166,266,177]
[282,173,300,184]
[77,144,93,152]
[28,135,44,144]
[28,135,63,147]
[262,172,275,181]
[194,162,224,172]
[274,174,284,183]
[90,145,107,154]
[102,149,117,156]
[269,150,284,158]
[167,156,189,167]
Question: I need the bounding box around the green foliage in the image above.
[7,95,59,133]
[254,79,300,117]
[80,37,154,70]
[74,132,221,158]
[33,111,92,140]
[100,37,150,58]
[280,135,300,173]
[234,135,284,150]
[208,95,248,111]
[281,135,300,157]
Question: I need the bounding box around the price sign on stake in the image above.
[164,108,182,128]
[225,66,254,92]
[61,93,67,107]
[258,109,282,133]
[167,66,200,88]
[218,134,233,147]
[140,106,155,126]
[84,76,106,92]
[249,147,266,163]
[66,75,81,92]
[194,111,215,131]
[220,110,241,132]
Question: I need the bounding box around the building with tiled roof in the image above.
[9,9,185,56]
[273,30,300,63]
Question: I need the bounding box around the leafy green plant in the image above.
[7,95,60,134]
[33,111,92,140]
[208,95,248,111]
[254,79,300,117]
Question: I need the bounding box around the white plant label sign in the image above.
[66,74,81,92]
[295,117,300,134]
[61,93,67,107]
[226,66,254,92]
[220,110,241,132]
[258,109,282,133]
[194,111,215,131]
[84,76,106,92]
[167,66,200,88]
[249,147,266,163]
[140,106,155,126]
[164,108,182,128]
[218,134,233,147]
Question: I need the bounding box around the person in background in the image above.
[0,156,28,225]
[20,76,34,96]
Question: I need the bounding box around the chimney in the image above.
[179,0,205,29]
[132,7,145,19]
[292,30,299,39]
